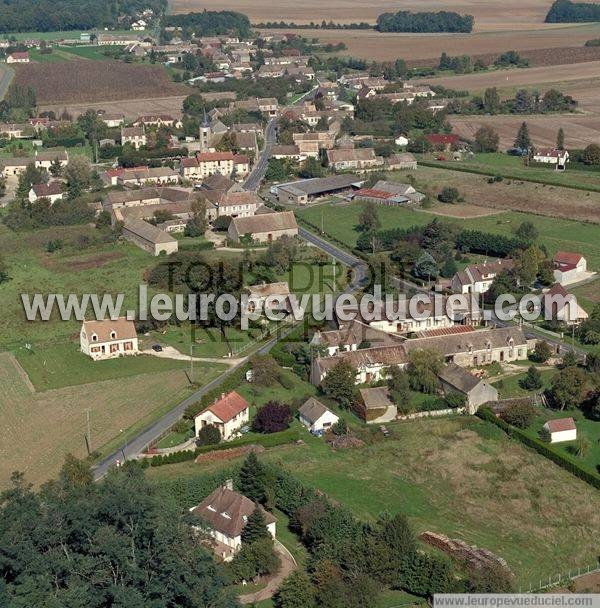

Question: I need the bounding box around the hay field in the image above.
[171,0,600,31]
[0,352,201,487]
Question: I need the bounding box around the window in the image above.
[110,331,116,340]
[91,333,98,342]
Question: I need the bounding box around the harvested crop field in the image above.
[396,165,600,223]
[39,91,235,120]
[256,23,600,62]
[12,60,188,104]
[173,0,598,31]
[449,113,600,150]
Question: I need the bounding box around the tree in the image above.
[0,256,8,284]
[556,127,565,150]
[582,143,600,165]
[387,366,411,413]
[64,155,93,198]
[251,355,280,386]
[440,256,458,279]
[274,571,317,608]
[501,402,536,428]
[358,201,381,233]
[241,505,271,544]
[547,366,586,410]
[412,251,439,280]
[197,423,221,446]
[514,121,532,150]
[561,349,578,368]
[515,220,538,244]
[474,125,499,152]
[16,163,46,200]
[483,87,501,114]
[184,197,208,237]
[49,158,63,177]
[519,365,543,391]
[322,360,357,408]
[252,401,292,433]
[213,214,232,231]
[467,563,514,592]
[407,349,443,393]
[239,451,269,505]
[437,186,460,203]
[298,157,325,178]
[532,340,553,363]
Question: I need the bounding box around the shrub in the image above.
[253,401,292,434]
[518,366,543,391]
[196,423,221,446]
[531,341,553,363]
[213,215,232,231]
[501,402,536,429]
[437,186,460,203]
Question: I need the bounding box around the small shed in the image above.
[543,417,577,443]
[358,387,397,424]
[437,363,498,414]
[298,397,339,436]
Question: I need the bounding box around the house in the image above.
[357,387,397,423]
[192,152,249,179]
[543,417,577,443]
[326,148,384,171]
[0,157,33,177]
[190,480,276,561]
[293,132,336,157]
[121,125,146,150]
[101,113,126,128]
[6,51,29,63]
[28,181,63,204]
[133,114,181,129]
[194,390,250,441]
[35,149,68,170]
[387,152,417,170]
[437,363,498,414]
[122,218,179,256]
[351,180,424,206]
[451,259,515,294]
[276,174,364,205]
[553,251,587,285]
[246,281,292,316]
[0,123,33,139]
[394,134,409,147]
[271,145,306,162]
[542,283,588,325]
[228,210,298,243]
[425,133,460,150]
[311,327,529,386]
[533,148,569,170]
[80,318,139,361]
[206,190,260,219]
[298,397,339,435]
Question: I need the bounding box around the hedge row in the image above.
[147,427,300,467]
[477,407,600,489]
[419,160,600,194]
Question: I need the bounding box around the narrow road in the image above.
[0,65,14,100]
[243,118,277,191]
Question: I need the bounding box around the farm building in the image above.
[80,318,139,361]
[227,210,298,243]
[326,148,385,171]
[357,387,397,423]
[543,418,577,443]
[542,283,588,325]
[298,397,340,435]
[194,391,250,441]
[121,218,179,256]
[190,480,276,561]
[437,363,498,414]
[387,152,417,170]
[276,174,364,205]
[6,51,29,63]
[553,251,588,285]
[351,180,425,206]
[35,149,68,170]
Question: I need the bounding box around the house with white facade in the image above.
[533,148,569,170]
[190,480,276,561]
[553,251,587,285]
[6,51,29,63]
[298,397,339,435]
[451,259,515,294]
[121,125,147,150]
[28,181,63,204]
[543,417,577,443]
[194,390,250,441]
[80,318,139,361]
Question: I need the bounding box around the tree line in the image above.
[376,10,474,33]
[545,0,600,22]
[163,10,252,38]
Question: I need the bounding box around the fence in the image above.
[520,563,600,592]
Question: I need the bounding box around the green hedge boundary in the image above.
[420,160,600,194]
[148,427,300,466]
[477,407,600,489]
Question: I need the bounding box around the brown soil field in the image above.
[12,61,188,105]
[418,203,503,218]
[39,91,235,120]
[449,114,600,149]
[172,0,599,31]
[257,23,600,61]
[403,165,600,223]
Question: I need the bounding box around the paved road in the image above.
[0,65,14,101]
[243,118,277,191]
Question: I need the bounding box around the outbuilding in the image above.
[543,417,577,443]
[298,397,339,435]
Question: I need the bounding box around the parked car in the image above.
[151,344,163,352]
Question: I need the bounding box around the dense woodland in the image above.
[545,0,600,22]
[376,10,474,33]
[0,0,166,33]
[163,10,252,39]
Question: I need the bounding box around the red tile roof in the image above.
[354,188,394,199]
[197,390,249,423]
[196,151,236,162]
[545,417,576,433]
[425,133,459,145]
[417,325,476,338]
[554,251,583,266]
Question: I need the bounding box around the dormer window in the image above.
[110,331,117,340]
[207,505,216,512]
[91,333,98,342]
[242,515,248,523]
[221,511,231,519]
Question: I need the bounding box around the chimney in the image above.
[223,479,233,491]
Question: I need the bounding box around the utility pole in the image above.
[190,344,194,383]
[321,207,324,234]
[85,409,92,455]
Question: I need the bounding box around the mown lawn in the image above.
[490,367,555,399]
[295,202,600,268]
[148,416,600,586]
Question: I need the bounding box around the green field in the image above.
[296,202,600,268]
[1,29,133,41]
[148,416,600,586]
[491,367,555,399]
[422,153,600,193]
[28,45,110,62]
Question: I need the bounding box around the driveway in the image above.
[142,345,243,366]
